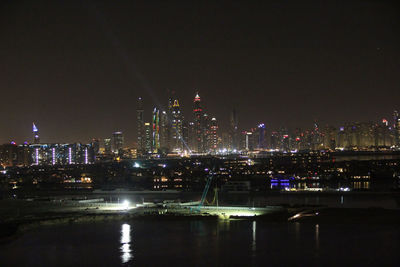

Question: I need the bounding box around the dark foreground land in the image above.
[1,198,400,243]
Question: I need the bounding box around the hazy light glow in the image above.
[122,200,130,210]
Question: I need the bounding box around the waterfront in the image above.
[1,219,399,266]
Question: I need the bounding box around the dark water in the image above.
[1,220,399,267]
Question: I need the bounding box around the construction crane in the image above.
[198,173,213,210]
[196,165,219,211]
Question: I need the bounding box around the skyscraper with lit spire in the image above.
[171,99,183,151]
[193,92,204,152]
[32,122,40,144]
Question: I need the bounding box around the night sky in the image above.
[0,0,399,145]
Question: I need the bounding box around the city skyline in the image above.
[1,92,399,150]
[0,1,399,144]
[0,99,400,148]
[2,2,400,266]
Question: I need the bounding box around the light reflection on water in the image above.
[0,220,399,266]
[120,223,132,264]
[252,220,256,252]
[315,224,320,250]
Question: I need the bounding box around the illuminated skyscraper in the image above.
[203,113,210,152]
[182,120,189,152]
[394,110,400,146]
[322,126,337,150]
[91,138,100,155]
[242,131,254,151]
[230,108,239,150]
[137,97,145,155]
[171,99,183,151]
[270,131,279,150]
[144,122,152,153]
[152,107,160,153]
[374,121,394,147]
[32,123,40,144]
[159,110,170,152]
[257,123,266,149]
[193,92,204,152]
[104,138,112,154]
[210,117,218,152]
[187,121,196,152]
[167,96,174,151]
[312,121,322,150]
[112,132,124,154]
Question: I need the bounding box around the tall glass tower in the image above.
[193,92,203,152]
[32,122,40,144]
[112,132,124,154]
[394,110,400,146]
[152,107,160,153]
[171,99,183,151]
[137,97,144,155]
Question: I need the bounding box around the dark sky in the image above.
[0,0,399,145]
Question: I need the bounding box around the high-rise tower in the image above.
[210,117,218,152]
[152,107,160,153]
[104,138,112,154]
[230,108,239,150]
[394,110,400,146]
[203,113,210,152]
[112,132,124,154]
[193,92,204,152]
[187,121,196,152]
[137,97,145,155]
[257,123,266,149]
[171,99,183,151]
[159,110,170,152]
[144,122,152,153]
[32,123,40,144]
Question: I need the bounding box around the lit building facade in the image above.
[394,110,400,146]
[159,110,170,152]
[104,138,112,154]
[137,97,145,155]
[193,93,204,152]
[152,107,160,153]
[112,132,124,154]
[144,122,152,153]
[171,99,183,151]
[29,143,95,166]
[210,117,218,152]
[230,108,239,150]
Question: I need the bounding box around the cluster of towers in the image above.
[136,93,227,155]
[240,111,400,152]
